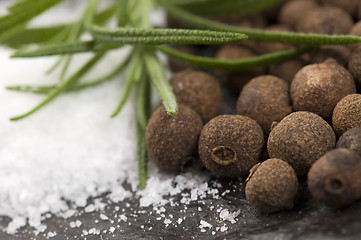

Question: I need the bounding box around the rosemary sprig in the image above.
[144,49,178,115]
[10,53,105,121]
[88,26,247,45]
[160,0,361,46]
[6,50,134,94]
[136,74,151,190]
[11,41,119,57]
[111,51,143,118]
[0,0,65,42]
[157,46,314,71]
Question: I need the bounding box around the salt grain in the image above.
[199,220,212,232]
[219,209,241,224]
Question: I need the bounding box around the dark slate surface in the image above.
[1,177,361,240]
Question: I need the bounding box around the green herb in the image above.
[2,0,361,189]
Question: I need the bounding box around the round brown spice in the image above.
[146,105,203,172]
[267,111,336,175]
[215,44,266,94]
[291,59,356,119]
[296,6,353,35]
[310,46,351,66]
[198,115,264,177]
[236,75,292,135]
[278,0,319,29]
[269,57,306,83]
[170,69,222,123]
[348,21,361,51]
[337,127,361,156]
[332,94,361,137]
[308,148,361,209]
[348,46,361,90]
[245,158,298,213]
[319,0,359,16]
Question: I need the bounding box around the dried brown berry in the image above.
[146,105,203,172]
[296,6,353,35]
[269,57,306,83]
[279,0,319,29]
[310,46,351,66]
[215,44,266,94]
[268,111,336,175]
[308,148,361,209]
[245,158,298,213]
[170,69,222,123]
[168,46,197,72]
[348,21,361,51]
[291,59,356,119]
[337,127,361,156]
[236,75,292,135]
[347,46,361,90]
[332,94,361,137]
[319,0,359,17]
[198,115,264,177]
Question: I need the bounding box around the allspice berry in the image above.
[168,46,197,72]
[332,94,361,137]
[198,115,264,177]
[296,6,353,35]
[269,57,306,83]
[347,45,361,90]
[146,105,203,172]
[337,127,361,157]
[310,46,351,67]
[268,111,336,175]
[348,21,361,51]
[236,75,292,135]
[291,59,356,119]
[215,44,266,94]
[308,148,361,209]
[245,158,298,213]
[278,0,319,29]
[319,0,359,17]
[170,69,222,123]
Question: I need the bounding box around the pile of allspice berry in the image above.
[146,0,361,213]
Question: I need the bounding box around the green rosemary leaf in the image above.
[88,25,247,45]
[6,85,56,94]
[3,25,67,47]
[7,52,134,95]
[136,74,151,190]
[0,0,64,42]
[111,54,143,118]
[7,0,64,14]
[144,49,178,115]
[136,120,148,190]
[158,45,314,71]
[117,0,130,27]
[94,3,117,24]
[174,0,285,17]
[59,55,72,81]
[11,41,120,58]
[161,0,361,46]
[10,53,105,121]
[0,23,26,43]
